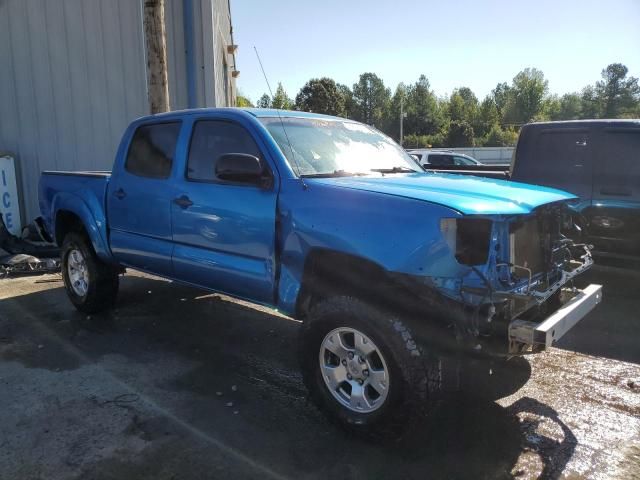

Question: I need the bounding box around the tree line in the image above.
[237,63,640,148]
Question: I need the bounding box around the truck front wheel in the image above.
[61,232,119,313]
[299,296,440,437]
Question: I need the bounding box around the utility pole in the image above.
[143,0,170,113]
[399,85,407,146]
[399,94,404,146]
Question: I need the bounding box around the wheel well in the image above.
[55,210,87,246]
[295,250,413,319]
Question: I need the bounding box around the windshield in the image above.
[260,117,421,176]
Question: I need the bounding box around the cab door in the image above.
[170,118,278,303]
[107,121,182,275]
[589,126,640,255]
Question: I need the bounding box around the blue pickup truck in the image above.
[39,108,601,434]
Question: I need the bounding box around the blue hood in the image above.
[309,173,576,215]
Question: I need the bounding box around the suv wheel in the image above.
[61,232,119,313]
[300,296,440,437]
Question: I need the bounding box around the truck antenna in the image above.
[253,46,307,189]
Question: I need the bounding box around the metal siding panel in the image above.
[0,3,20,153]
[165,0,188,110]
[200,0,215,106]
[192,0,206,106]
[26,1,61,170]
[0,0,232,220]
[8,0,42,222]
[83,0,112,171]
[62,0,95,172]
[100,0,128,157]
[135,0,149,116]
[44,1,78,172]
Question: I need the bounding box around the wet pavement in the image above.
[0,264,639,479]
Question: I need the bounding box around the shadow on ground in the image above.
[560,262,640,364]
[0,273,583,479]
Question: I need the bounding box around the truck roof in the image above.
[525,119,640,128]
[133,107,345,123]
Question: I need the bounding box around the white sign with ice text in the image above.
[0,155,22,236]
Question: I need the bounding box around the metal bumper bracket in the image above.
[509,284,603,348]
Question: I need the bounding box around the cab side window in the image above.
[429,154,454,166]
[187,120,263,182]
[597,129,640,197]
[453,156,473,166]
[125,122,181,179]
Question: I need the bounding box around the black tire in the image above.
[299,296,441,438]
[61,232,119,313]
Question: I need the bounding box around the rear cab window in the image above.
[125,122,182,179]
[513,126,592,199]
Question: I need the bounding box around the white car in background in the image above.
[407,149,483,168]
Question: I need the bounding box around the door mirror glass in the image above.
[215,153,268,187]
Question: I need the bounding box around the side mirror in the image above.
[215,153,271,188]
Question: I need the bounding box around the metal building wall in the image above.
[0,0,147,223]
[0,0,236,223]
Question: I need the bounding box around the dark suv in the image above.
[512,119,640,259]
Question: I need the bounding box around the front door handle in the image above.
[114,188,126,200]
[173,195,194,209]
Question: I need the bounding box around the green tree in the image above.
[491,82,511,118]
[236,95,254,107]
[271,83,293,110]
[295,77,346,116]
[476,96,500,137]
[545,93,582,120]
[336,83,355,118]
[580,85,601,118]
[504,68,548,124]
[352,73,391,126]
[384,83,406,141]
[595,63,640,117]
[257,93,271,108]
[403,75,444,137]
[446,120,474,147]
[482,125,518,147]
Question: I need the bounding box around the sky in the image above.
[230,0,640,104]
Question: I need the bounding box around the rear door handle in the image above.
[173,195,194,209]
[114,188,126,200]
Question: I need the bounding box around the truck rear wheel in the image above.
[299,296,440,438]
[61,232,119,313]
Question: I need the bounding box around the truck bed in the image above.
[39,170,112,244]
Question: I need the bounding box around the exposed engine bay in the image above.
[439,202,600,355]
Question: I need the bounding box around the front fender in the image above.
[276,179,466,315]
[52,192,113,262]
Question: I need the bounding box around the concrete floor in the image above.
[0,264,639,479]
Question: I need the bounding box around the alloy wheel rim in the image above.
[67,249,89,297]
[318,327,390,413]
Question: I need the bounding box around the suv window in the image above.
[428,154,454,166]
[187,120,262,182]
[125,122,181,179]
[453,155,475,166]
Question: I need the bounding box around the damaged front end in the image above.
[435,202,601,356]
